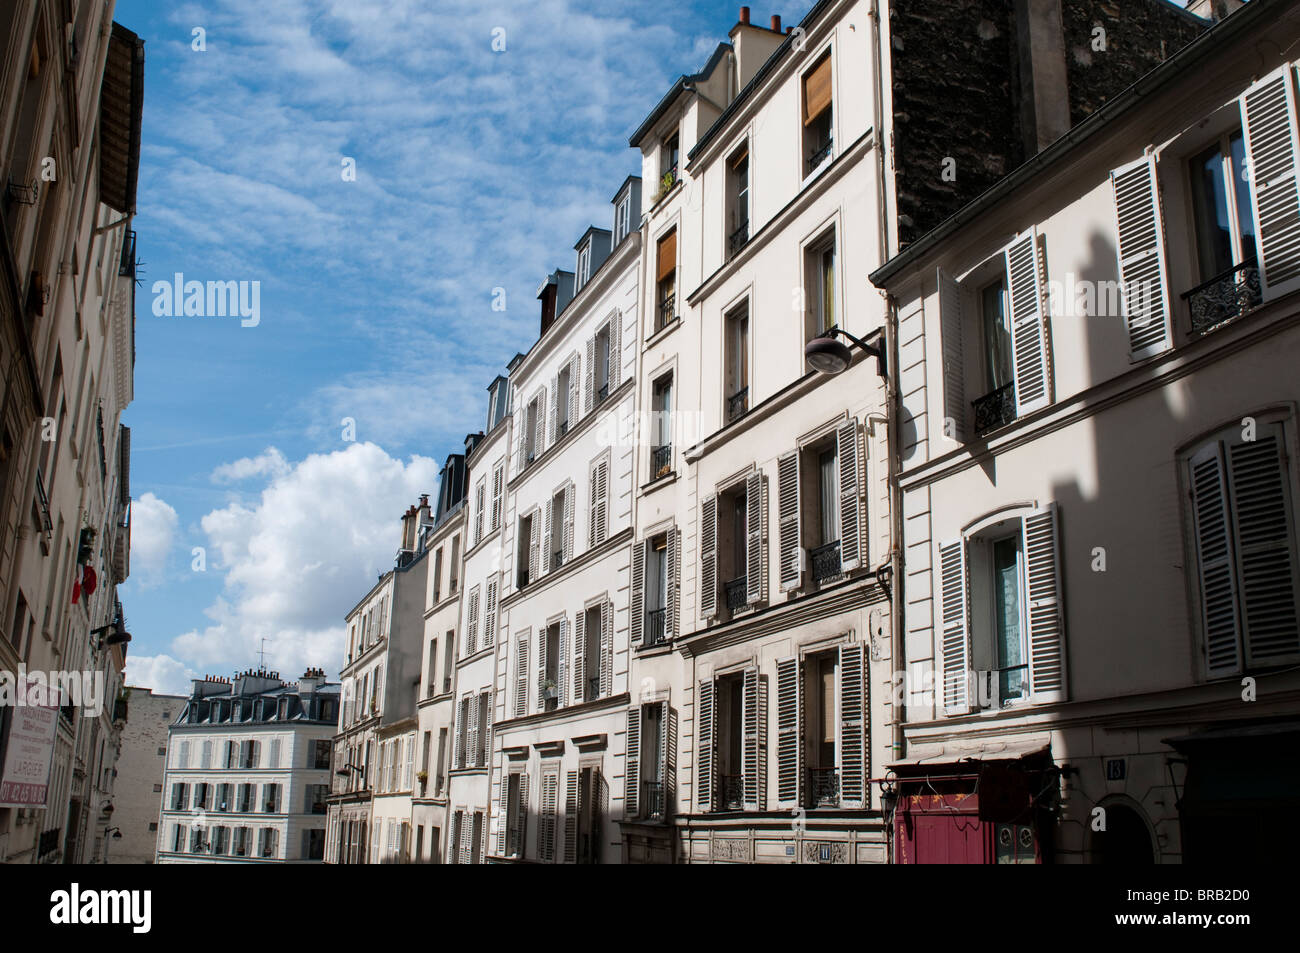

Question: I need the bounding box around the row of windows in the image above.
[167,781,329,815]
[495,762,607,864]
[172,738,331,771]
[508,599,614,720]
[166,823,324,860]
[346,593,389,662]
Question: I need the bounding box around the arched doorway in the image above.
[1092,800,1155,864]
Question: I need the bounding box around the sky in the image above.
[114,0,817,695]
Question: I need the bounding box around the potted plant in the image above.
[542,678,558,700]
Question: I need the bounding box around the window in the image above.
[172,825,184,853]
[239,739,259,769]
[426,638,438,696]
[491,462,505,530]
[548,489,566,571]
[643,535,669,647]
[443,632,454,693]
[504,772,527,858]
[259,827,278,858]
[577,603,604,703]
[474,479,486,543]
[517,512,537,589]
[170,783,188,811]
[215,784,231,812]
[594,325,612,401]
[700,473,768,621]
[476,692,489,766]
[589,457,609,547]
[627,703,668,820]
[773,645,867,810]
[541,621,562,712]
[556,363,572,438]
[615,193,632,244]
[725,302,749,422]
[805,228,837,344]
[715,673,746,810]
[307,784,328,815]
[435,727,448,795]
[1185,418,1300,678]
[261,783,280,813]
[313,739,331,770]
[305,828,325,860]
[803,51,833,174]
[728,147,750,258]
[212,826,227,854]
[661,133,679,190]
[778,422,863,592]
[524,395,541,465]
[573,765,603,863]
[234,827,251,857]
[449,535,460,593]
[650,374,673,480]
[1190,131,1257,283]
[432,548,443,602]
[980,276,1014,396]
[656,230,677,332]
[538,768,559,862]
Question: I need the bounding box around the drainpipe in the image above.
[870,0,891,262]
[883,292,905,862]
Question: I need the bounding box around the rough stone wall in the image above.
[112,689,184,863]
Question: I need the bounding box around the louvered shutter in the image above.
[1023,505,1067,702]
[542,497,553,576]
[539,772,558,862]
[466,586,480,654]
[568,356,581,425]
[1004,229,1050,414]
[459,811,472,864]
[454,697,466,767]
[838,419,863,571]
[666,528,681,638]
[584,336,596,413]
[838,642,866,807]
[609,312,622,389]
[528,509,540,583]
[1110,155,1172,359]
[483,578,497,647]
[514,394,525,475]
[496,778,509,855]
[492,464,504,530]
[697,679,715,811]
[937,267,968,441]
[557,616,569,708]
[745,471,765,604]
[563,484,575,560]
[591,460,609,545]
[599,599,612,697]
[563,770,579,863]
[515,636,529,717]
[516,774,529,857]
[700,495,718,619]
[536,626,548,714]
[664,704,677,817]
[467,695,480,768]
[1226,427,1300,666]
[535,389,547,458]
[775,656,801,808]
[625,707,641,818]
[475,480,485,543]
[1240,66,1300,299]
[548,373,559,445]
[630,540,646,644]
[778,451,803,591]
[741,668,765,810]
[939,538,971,714]
[573,610,586,704]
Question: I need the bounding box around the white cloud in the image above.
[211,447,292,483]
[125,654,198,696]
[130,492,180,586]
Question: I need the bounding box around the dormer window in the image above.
[615,194,632,244]
[577,241,592,290]
[662,133,680,191]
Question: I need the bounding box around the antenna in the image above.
[259,638,271,670]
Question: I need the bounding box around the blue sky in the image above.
[114,0,817,694]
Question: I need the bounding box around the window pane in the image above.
[1229,131,1256,263]
[992,536,1024,702]
[981,280,1013,390]
[819,448,838,543]
[1191,143,1234,278]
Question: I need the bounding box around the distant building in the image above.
[156,669,338,863]
[111,687,185,863]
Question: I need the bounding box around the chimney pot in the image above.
[770,14,781,32]
[786,26,792,34]
[739,6,750,24]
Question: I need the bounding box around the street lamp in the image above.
[804,327,888,381]
[101,826,122,864]
[90,616,131,650]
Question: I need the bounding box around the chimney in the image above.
[299,668,325,693]
[537,271,575,337]
[739,6,750,25]
[417,493,432,531]
[1014,0,1070,154]
[400,503,418,552]
[770,14,781,32]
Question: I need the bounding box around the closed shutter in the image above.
[838,643,866,807]
[492,464,504,530]
[700,495,718,619]
[745,471,765,604]
[496,778,509,855]
[741,668,765,810]
[536,626,547,714]
[838,419,863,570]
[666,528,681,638]
[625,707,641,819]
[697,679,715,811]
[459,810,472,865]
[454,696,467,768]
[466,586,480,654]
[609,312,622,389]
[939,538,970,714]
[539,771,558,862]
[937,267,967,441]
[568,355,581,426]
[591,459,609,545]
[584,336,596,414]
[778,450,803,591]
[573,609,586,703]
[1023,505,1067,703]
[542,496,553,576]
[528,510,540,584]
[467,695,480,767]
[1226,426,1300,666]
[664,704,677,816]
[483,577,497,647]
[1004,229,1050,414]
[548,373,559,445]
[563,484,575,560]
[1110,155,1172,359]
[630,540,645,645]
[599,599,613,697]
[514,391,525,476]
[534,389,547,458]
[515,635,529,717]
[517,774,530,857]
[1240,66,1300,299]
[475,480,485,542]
[563,770,579,863]
[557,616,569,708]
[775,656,801,808]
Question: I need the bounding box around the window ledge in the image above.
[635,640,675,658]
[644,317,682,349]
[639,470,677,496]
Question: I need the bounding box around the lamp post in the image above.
[803,326,888,381]
[101,826,122,864]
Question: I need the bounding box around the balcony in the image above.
[806,138,832,174]
[641,780,666,820]
[644,607,666,647]
[596,381,610,406]
[38,828,61,859]
[551,549,563,572]
[810,540,842,583]
[726,387,749,423]
[719,774,744,811]
[119,229,136,279]
[650,444,671,480]
[33,469,52,538]
[725,576,747,611]
[1183,259,1261,337]
[972,381,1015,437]
[658,293,676,331]
[557,419,569,439]
[728,220,749,258]
[517,568,530,591]
[807,767,840,808]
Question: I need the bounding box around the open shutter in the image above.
[454,697,467,768]
[838,419,863,571]
[1023,504,1067,702]
[838,642,866,808]
[542,497,553,577]
[939,539,971,714]
[536,626,547,714]
[483,577,497,647]
[528,510,541,584]
[535,389,547,458]
[664,704,677,816]
[630,539,645,645]
[745,471,765,604]
[514,390,525,475]
[492,464,504,530]
[539,772,558,862]
[563,484,575,560]
[1111,155,1172,359]
[625,707,641,818]
[573,610,586,703]
[666,528,681,638]
[609,311,622,389]
[466,586,480,654]
[568,355,581,427]
[496,778,509,855]
[557,616,568,708]
[1004,229,1050,414]
[1240,66,1300,299]
[937,267,968,441]
[593,460,609,544]
[563,770,579,863]
[1226,427,1300,666]
[599,599,612,697]
[775,656,801,808]
[741,668,765,810]
[548,373,558,445]
[700,495,718,619]
[466,695,480,770]
[584,336,596,414]
[778,450,803,591]
[516,774,530,858]
[515,635,529,717]
[697,679,715,811]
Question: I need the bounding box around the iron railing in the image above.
[119,229,136,279]
[719,775,744,811]
[38,828,60,858]
[551,549,563,572]
[729,220,749,258]
[973,381,1016,436]
[726,387,749,423]
[651,444,672,479]
[806,138,833,173]
[658,293,676,330]
[597,381,610,404]
[33,469,52,537]
[725,577,748,611]
[557,419,569,438]
[588,676,600,701]
[810,540,842,582]
[641,780,665,820]
[644,607,667,647]
[1183,259,1261,336]
[807,767,840,808]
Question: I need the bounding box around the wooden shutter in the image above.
[838,642,866,807]
[492,464,504,530]
[697,679,715,811]
[591,459,609,545]
[496,779,509,855]
[700,495,718,619]
[1226,427,1300,666]
[548,373,558,445]
[1023,505,1067,702]
[514,393,525,476]
[803,52,832,125]
[568,355,581,427]
[536,626,547,714]
[516,774,529,857]
[475,480,485,542]
[467,694,480,768]
[539,771,558,862]
[466,586,480,654]
[625,707,641,818]
[657,230,677,281]
[838,419,863,571]
[534,389,547,458]
[937,268,968,441]
[664,704,677,816]
[1004,229,1050,414]
[741,668,765,810]
[1110,155,1172,359]
[630,539,646,644]
[666,528,681,638]
[542,497,553,576]
[599,599,613,697]
[573,609,586,704]
[1240,66,1300,299]
[939,538,970,714]
[609,312,622,389]
[515,635,529,717]
[745,471,765,604]
[483,577,497,647]
[778,450,803,591]
[775,656,801,808]
[584,336,596,414]
[557,616,568,708]
[528,510,540,583]
[563,484,575,560]
[563,770,579,863]
[459,810,472,865]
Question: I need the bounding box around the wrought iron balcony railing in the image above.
[33,469,52,537]
[597,381,610,404]
[719,774,744,811]
[806,138,833,173]
[725,576,748,610]
[807,767,840,808]
[641,780,666,820]
[810,540,842,582]
[973,381,1016,437]
[726,387,749,423]
[119,229,136,279]
[557,419,569,438]
[551,549,563,572]
[644,607,666,647]
[728,220,749,258]
[1182,259,1261,337]
[588,676,600,701]
[651,444,672,480]
[658,293,676,331]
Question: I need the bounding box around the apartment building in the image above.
[157,669,337,863]
[327,500,431,863]
[870,0,1298,863]
[0,1,142,865]
[445,379,509,863]
[490,179,642,864]
[111,687,185,863]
